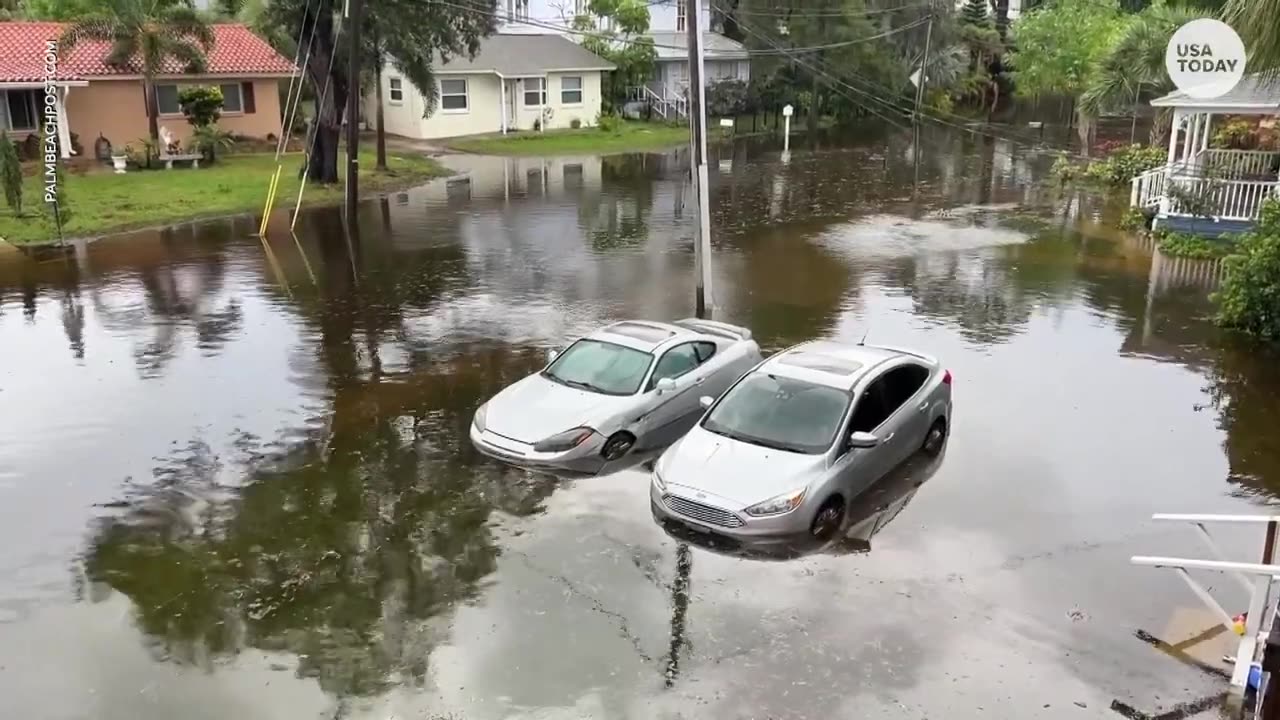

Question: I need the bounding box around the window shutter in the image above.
[242,82,256,113]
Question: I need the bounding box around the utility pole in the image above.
[685,0,713,319]
[913,12,934,121]
[344,0,363,222]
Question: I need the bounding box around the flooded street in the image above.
[3,128,1280,719]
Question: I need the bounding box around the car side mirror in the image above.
[546,349,559,364]
[699,395,714,409]
[655,377,677,394]
[848,431,880,449]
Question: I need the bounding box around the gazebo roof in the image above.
[1150,74,1280,113]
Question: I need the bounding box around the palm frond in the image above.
[157,6,216,51]
[1225,0,1280,76]
[105,36,139,68]
[60,14,123,50]
[162,37,210,75]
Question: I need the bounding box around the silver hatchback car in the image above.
[651,340,952,540]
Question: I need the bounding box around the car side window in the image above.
[648,343,703,390]
[879,364,929,416]
[692,341,716,363]
[848,377,891,433]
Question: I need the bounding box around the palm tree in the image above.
[60,0,215,151]
[1079,4,1209,146]
[1225,0,1280,76]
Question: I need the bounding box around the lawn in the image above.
[444,120,698,156]
[0,146,450,245]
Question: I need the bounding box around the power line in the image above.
[724,1,933,19]
[435,0,926,55]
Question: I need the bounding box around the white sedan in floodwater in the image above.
[651,340,952,540]
[470,319,764,474]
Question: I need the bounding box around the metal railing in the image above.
[1195,149,1280,179]
[1130,162,1280,222]
[1131,513,1280,699]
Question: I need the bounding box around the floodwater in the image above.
[2,126,1280,720]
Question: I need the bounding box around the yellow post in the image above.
[259,165,283,236]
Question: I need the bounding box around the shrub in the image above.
[597,112,621,133]
[570,118,582,129]
[1212,118,1256,149]
[0,138,22,216]
[191,124,235,163]
[1157,231,1234,259]
[178,86,224,128]
[1084,144,1167,186]
[1118,207,1148,233]
[1215,200,1280,338]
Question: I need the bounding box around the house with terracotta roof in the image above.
[0,22,294,159]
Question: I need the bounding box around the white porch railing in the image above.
[1131,166,1167,210]
[1196,149,1280,179]
[627,85,689,120]
[1166,175,1280,222]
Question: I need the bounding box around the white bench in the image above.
[160,152,201,169]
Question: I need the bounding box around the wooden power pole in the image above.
[685,0,713,319]
[344,0,363,221]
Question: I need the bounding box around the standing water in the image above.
[1,127,1279,719]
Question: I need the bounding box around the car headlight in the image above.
[652,466,667,492]
[472,403,488,433]
[743,488,807,517]
[533,427,595,453]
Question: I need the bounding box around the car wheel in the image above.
[601,432,636,461]
[923,418,947,457]
[810,497,845,540]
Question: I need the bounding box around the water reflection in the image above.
[0,124,1279,716]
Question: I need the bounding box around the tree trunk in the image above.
[1076,107,1093,158]
[309,120,341,183]
[303,3,344,184]
[374,56,387,171]
[995,0,1010,41]
[807,71,819,136]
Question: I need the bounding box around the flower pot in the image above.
[111,155,128,174]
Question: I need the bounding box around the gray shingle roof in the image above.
[649,32,749,60]
[436,34,614,76]
[1151,74,1280,109]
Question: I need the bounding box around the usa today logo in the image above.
[1166,18,1246,99]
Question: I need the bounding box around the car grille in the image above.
[663,495,744,528]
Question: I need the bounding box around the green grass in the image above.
[0,146,449,245]
[444,120,695,156]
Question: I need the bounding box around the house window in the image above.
[561,76,582,105]
[676,0,686,31]
[388,77,403,104]
[219,83,243,113]
[523,78,547,106]
[512,0,528,20]
[1,90,38,131]
[440,78,468,111]
[155,84,181,115]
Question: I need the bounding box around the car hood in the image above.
[661,427,827,507]
[483,373,634,443]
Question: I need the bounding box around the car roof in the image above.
[589,320,695,352]
[756,340,934,391]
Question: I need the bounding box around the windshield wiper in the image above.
[707,425,799,452]
[562,378,607,393]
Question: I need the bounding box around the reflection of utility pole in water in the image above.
[685,0,713,319]
[664,542,693,688]
[911,121,922,204]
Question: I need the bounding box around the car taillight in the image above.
[942,370,952,385]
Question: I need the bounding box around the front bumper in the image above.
[470,424,608,475]
[648,480,813,541]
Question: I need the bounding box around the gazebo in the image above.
[1130,74,1280,234]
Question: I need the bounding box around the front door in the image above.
[634,341,715,449]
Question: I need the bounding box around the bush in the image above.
[1215,200,1280,338]
[178,85,224,128]
[1157,231,1234,259]
[597,112,621,133]
[570,118,582,129]
[1118,207,1148,233]
[1084,144,1167,186]
[0,138,21,216]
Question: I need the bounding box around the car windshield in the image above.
[542,339,653,395]
[702,373,850,454]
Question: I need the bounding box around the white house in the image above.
[369,34,614,140]
[499,0,749,119]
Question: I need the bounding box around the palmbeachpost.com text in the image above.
[42,39,59,206]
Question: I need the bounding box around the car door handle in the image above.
[693,376,705,384]
[883,432,895,442]
[917,401,929,411]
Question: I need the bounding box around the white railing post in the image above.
[1131,176,1140,207]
